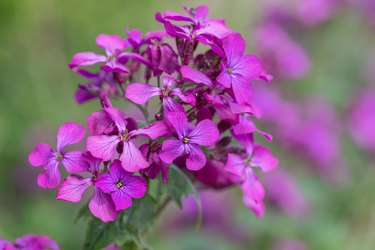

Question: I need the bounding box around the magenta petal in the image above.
[161,76,176,89]
[120,141,149,172]
[104,107,127,133]
[223,33,246,62]
[86,135,120,161]
[188,119,220,146]
[123,176,147,198]
[241,170,265,201]
[56,122,86,152]
[111,190,132,211]
[108,160,129,181]
[56,176,91,202]
[251,145,279,172]
[28,143,54,167]
[15,235,60,250]
[186,145,206,171]
[101,61,129,74]
[180,66,213,87]
[162,97,184,112]
[125,83,161,104]
[95,173,117,193]
[88,110,114,136]
[159,139,184,164]
[233,116,257,135]
[130,121,170,140]
[163,10,193,22]
[118,52,150,66]
[96,34,126,54]
[216,70,232,88]
[37,160,61,189]
[61,151,88,173]
[224,153,246,178]
[165,111,189,138]
[169,88,196,106]
[231,75,253,105]
[243,194,265,218]
[89,188,118,222]
[235,54,262,80]
[69,52,107,68]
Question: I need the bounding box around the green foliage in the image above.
[165,165,202,229]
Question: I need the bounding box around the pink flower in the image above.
[159,111,220,170]
[56,153,118,222]
[28,122,87,189]
[14,234,60,250]
[216,33,263,105]
[125,76,195,112]
[87,107,168,172]
[96,160,147,211]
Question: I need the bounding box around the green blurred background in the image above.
[1,0,375,249]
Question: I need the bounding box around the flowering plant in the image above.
[28,5,278,249]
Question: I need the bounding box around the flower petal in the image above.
[57,122,86,152]
[159,139,184,164]
[100,61,129,74]
[188,119,220,146]
[28,143,54,167]
[251,145,279,172]
[89,188,118,222]
[56,176,91,202]
[95,173,117,193]
[96,34,126,54]
[120,141,149,172]
[111,190,132,211]
[170,88,196,106]
[37,160,61,189]
[123,176,147,199]
[165,111,189,138]
[231,75,253,105]
[223,33,245,63]
[224,153,246,178]
[180,66,213,87]
[186,145,206,171]
[86,135,120,161]
[125,83,161,104]
[130,121,170,140]
[104,107,127,133]
[69,52,107,69]
[61,151,88,173]
[88,110,114,136]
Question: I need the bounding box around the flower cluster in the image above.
[28,5,278,222]
[0,234,59,250]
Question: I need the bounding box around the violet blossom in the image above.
[28,122,88,189]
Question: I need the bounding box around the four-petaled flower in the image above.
[28,122,88,189]
[125,76,195,111]
[159,111,220,170]
[217,33,263,105]
[96,160,147,211]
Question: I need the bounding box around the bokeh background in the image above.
[1,0,375,249]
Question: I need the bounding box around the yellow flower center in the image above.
[116,181,123,189]
[183,137,190,144]
[56,153,63,160]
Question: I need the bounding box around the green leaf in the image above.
[126,194,158,231]
[83,218,115,250]
[165,165,203,229]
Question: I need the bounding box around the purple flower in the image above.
[241,169,266,217]
[216,33,263,105]
[125,76,196,111]
[96,160,147,211]
[157,5,232,42]
[56,153,118,222]
[74,70,118,104]
[69,34,130,73]
[13,234,60,250]
[159,111,220,170]
[28,122,87,189]
[0,238,16,250]
[145,30,178,76]
[139,143,169,183]
[87,107,168,172]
